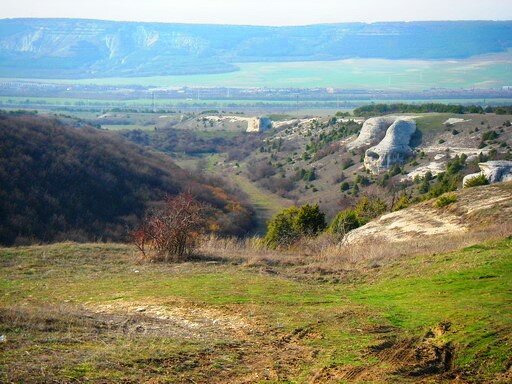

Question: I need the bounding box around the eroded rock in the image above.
[364,119,417,174]
[463,161,512,187]
[347,116,398,150]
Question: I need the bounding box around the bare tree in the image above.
[131,193,206,262]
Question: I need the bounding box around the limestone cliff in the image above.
[347,116,397,150]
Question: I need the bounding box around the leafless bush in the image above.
[132,193,206,262]
[246,160,276,181]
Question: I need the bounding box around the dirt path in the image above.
[229,173,293,234]
[176,155,293,234]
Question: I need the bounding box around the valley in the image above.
[1,13,512,384]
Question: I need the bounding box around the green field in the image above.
[1,237,511,382]
[4,51,512,90]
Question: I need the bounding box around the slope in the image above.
[0,236,510,383]
[0,112,254,245]
[345,182,512,244]
[1,19,511,78]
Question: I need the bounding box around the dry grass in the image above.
[197,222,512,278]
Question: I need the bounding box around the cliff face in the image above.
[1,19,512,78]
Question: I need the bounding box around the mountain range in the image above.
[1,18,512,78]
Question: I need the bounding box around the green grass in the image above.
[230,174,293,234]
[3,50,512,90]
[101,124,156,131]
[351,239,512,378]
[1,238,511,382]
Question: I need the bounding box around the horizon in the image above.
[2,16,512,27]
[2,0,512,26]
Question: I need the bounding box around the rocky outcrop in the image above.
[347,116,397,150]
[343,182,512,245]
[463,161,512,187]
[246,117,272,133]
[364,119,417,174]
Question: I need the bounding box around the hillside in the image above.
[0,112,254,245]
[345,182,512,244]
[1,236,510,382]
[198,111,511,218]
[1,19,511,78]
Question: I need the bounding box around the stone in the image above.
[364,119,417,174]
[463,161,512,187]
[347,116,397,150]
[246,117,272,133]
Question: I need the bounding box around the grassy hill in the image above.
[0,112,254,245]
[1,235,510,382]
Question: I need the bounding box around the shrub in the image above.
[342,158,355,170]
[392,194,411,211]
[132,193,207,262]
[482,130,499,141]
[464,174,489,188]
[301,168,316,181]
[354,196,387,224]
[264,204,326,248]
[435,193,457,208]
[329,210,361,237]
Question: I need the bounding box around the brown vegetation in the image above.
[132,193,206,262]
[0,112,255,246]
[198,221,512,278]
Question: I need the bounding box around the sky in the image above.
[2,0,512,26]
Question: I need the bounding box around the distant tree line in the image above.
[353,103,512,116]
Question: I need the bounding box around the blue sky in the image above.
[2,0,512,25]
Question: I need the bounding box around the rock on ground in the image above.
[463,161,512,186]
[347,116,398,150]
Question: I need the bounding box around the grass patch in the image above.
[0,238,511,382]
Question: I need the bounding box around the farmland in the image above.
[4,50,511,90]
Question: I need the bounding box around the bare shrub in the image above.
[132,193,206,262]
[246,160,276,181]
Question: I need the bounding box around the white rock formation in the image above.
[347,116,397,150]
[246,117,272,133]
[463,161,512,187]
[364,119,417,174]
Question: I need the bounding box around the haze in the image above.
[2,0,512,26]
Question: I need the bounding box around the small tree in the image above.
[464,174,489,188]
[264,204,326,249]
[329,210,361,238]
[354,196,387,224]
[131,193,206,262]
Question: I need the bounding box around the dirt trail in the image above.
[86,300,316,383]
[230,173,293,234]
[88,300,253,340]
